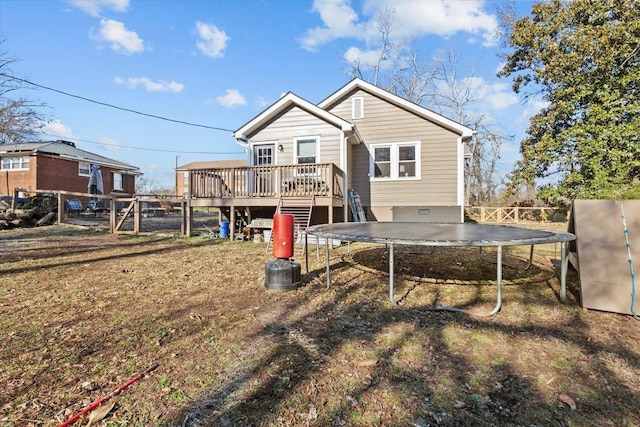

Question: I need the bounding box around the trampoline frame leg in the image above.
[479,245,534,271]
[423,246,504,316]
[312,239,570,315]
[560,241,568,302]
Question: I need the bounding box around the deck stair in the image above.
[266,195,315,252]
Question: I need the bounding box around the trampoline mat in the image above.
[307,222,574,247]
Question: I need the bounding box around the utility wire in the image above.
[41,133,244,155]
[0,73,236,133]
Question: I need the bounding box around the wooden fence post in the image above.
[57,193,65,224]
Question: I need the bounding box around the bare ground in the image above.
[1,220,639,427]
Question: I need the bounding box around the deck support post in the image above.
[186,198,193,236]
[230,205,236,241]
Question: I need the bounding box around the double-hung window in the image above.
[370,141,420,180]
[113,173,123,191]
[294,137,318,175]
[1,156,30,171]
[78,162,91,176]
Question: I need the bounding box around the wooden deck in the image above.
[187,163,345,209]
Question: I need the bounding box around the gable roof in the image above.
[234,92,357,141]
[319,78,474,139]
[0,140,141,172]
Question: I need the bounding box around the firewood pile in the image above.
[0,195,58,230]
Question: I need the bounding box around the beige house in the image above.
[180,78,473,235]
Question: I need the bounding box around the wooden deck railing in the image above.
[466,206,568,223]
[189,163,344,199]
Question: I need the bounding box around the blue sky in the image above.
[1,0,539,191]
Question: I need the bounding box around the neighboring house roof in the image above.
[0,140,141,173]
[319,78,474,139]
[176,159,246,171]
[234,92,359,141]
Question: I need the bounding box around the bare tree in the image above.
[425,50,512,205]
[343,6,398,86]
[0,41,50,143]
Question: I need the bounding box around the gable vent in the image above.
[352,97,364,119]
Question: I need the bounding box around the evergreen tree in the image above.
[500,0,640,202]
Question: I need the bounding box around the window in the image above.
[113,172,123,190]
[78,162,91,176]
[370,141,420,180]
[254,145,274,165]
[373,146,391,178]
[352,97,364,119]
[1,156,30,171]
[294,137,318,174]
[398,145,417,177]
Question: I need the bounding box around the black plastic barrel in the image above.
[265,258,301,291]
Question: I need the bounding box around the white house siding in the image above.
[248,106,342,166]
[327,89,461,220]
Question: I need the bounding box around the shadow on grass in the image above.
[0,233,226,275]
[166,245,640,426]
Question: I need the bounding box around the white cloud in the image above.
[343,46,384,67]
[114,76,184,92]
[301,0,499,51]
[92,19,144,55]
[65,0,129,17]
[40,120,77,141]
[216,89,246,107]
[195,21,229,59]
[389,0,499,47]
[457,77,518,111]
[301,0,363,51]
[485,91,519,111]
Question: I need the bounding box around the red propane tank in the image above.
[272,214,294,259]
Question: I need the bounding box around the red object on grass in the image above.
[56,363,159,427]
[272,214,294,259]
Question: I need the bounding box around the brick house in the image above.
[0,140,141,197]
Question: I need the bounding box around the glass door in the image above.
[252,144,275,195]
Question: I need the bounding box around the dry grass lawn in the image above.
[1,221,639,426]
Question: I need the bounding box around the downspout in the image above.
[460,131,476,222]
[340,132,348,223]
[463,131,477,208]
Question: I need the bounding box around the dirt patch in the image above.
[1,223,639,426]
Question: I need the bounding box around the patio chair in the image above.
[65,199,84,216]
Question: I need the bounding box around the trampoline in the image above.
[305,222,576,316]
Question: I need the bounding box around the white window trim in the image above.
[352,96,364,119]
[1,156,30,171]
[78,162,91,177]
[293,136,320,164]
[113,172,123,191]
[293,136,320,176]
[369,141,421,181]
